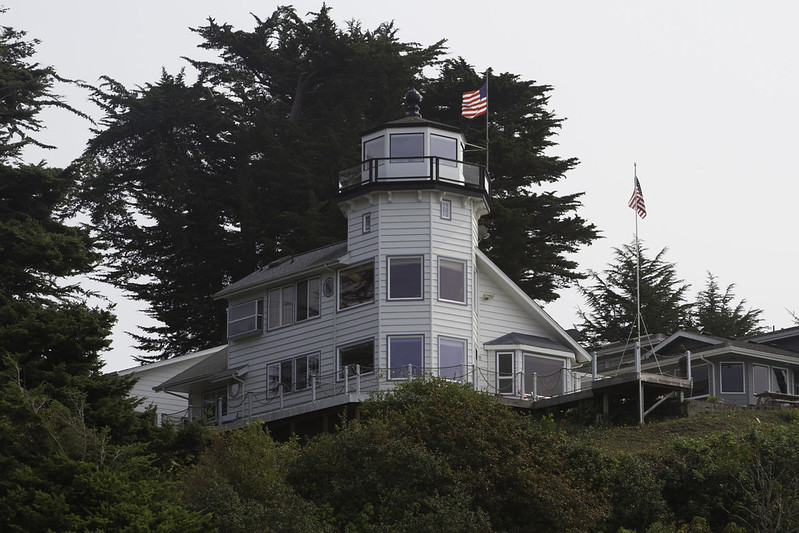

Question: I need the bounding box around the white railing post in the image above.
[344,365,349,394]
[356,364,361,394]
[407,364,413,382]
[217,397,223,424]
[686,350,692,382]
[532,372,538,401]
[312,375,317,402]
[562,368,568,395]
[279,384,284,410]
[592,350,598,382]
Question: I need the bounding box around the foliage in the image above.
[0,12,88,162]
[578,241,692,344]
[182,422,330,532]
[76,5,598,359]
[291,379,610,532]
[689,272,763,337]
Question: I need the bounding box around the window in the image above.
[773,367,789,393]
[390,133,423,161]
[431,134,457,167]
[363,136,385,162]
[362,212,372,233]
[439,337,466,380]
[497,352,515,394]
[295,353,320,391]
[227,299,263,339]
[690,364,710,398]
[388,335,423,380]
[523,353,566,397]
[296,278,320,322]
[439,258,466,303]
[440,199,451,220]
[339,262,375,310]
[202,389,227,420]
[268,286,294,329]
[754,364,788,394]
[753,364,770,395]
[388,256,423,300]
[721,362,745,393]
[267,354,321,395]
[338,339,375,379]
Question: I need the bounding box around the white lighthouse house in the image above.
[150,89,589,436]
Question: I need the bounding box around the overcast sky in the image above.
[5,1,798,371]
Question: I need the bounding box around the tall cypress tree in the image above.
[577,241,692,345]
[77,5,599,358]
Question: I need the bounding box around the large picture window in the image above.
[439,337,466,380]
[439,258,466,303]
[338,339,374,380]
[388,335,423,380]
[754,364,788,394]
[227,299,263,339]
[721,362,745,394]
[339,262,375,310]
[388,256,423,300]
[523,353,566,397]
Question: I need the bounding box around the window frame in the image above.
[720,361,745,394]
[388,334,424,380]
[390,132,424,162]
[337,339,375,381]
[430,133,458,167]
[227,299,264,339]
[338,261,375,311]
[387,255,424,301]
[267,286,294,330]
[440,199,452,220]
[438,257,467,304]
[497,351,515,395]
[295,277,321,323]
[688,363,711,399]
[523,352,567,398]
[362,212,372,234]
[439,336,466,381]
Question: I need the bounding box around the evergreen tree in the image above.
[691,272,763,337]
[577,241,692,344]
[76,5,598,359]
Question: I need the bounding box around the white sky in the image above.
[5,1,798,371]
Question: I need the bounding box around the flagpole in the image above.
[485,70,489,173]
[634,163,641,344]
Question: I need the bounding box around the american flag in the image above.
[462,83,487,118]
[628,176,647,219]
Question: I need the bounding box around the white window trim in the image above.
[337,338,375,381]
[227,299,263,339]
[295,277,321,323]
[496,351,515,395]
[267,285,294,330]
[338,261,376,311]
[720,361,745,394]
[687,362,713,399]
[440,199,452,220]
[438,336,467,381]
[362,212,372,233]
[387,334,424,380]
[438,256,467,304]
[387,255,424,301]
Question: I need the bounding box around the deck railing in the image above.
[338,156,490,197]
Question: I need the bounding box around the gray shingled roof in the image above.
[214,241,349,299]
[485,332,569,351]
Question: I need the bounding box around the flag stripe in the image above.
[628,176,647,218]
[462,83,487,119]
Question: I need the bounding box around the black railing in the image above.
[338,156,490,197]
